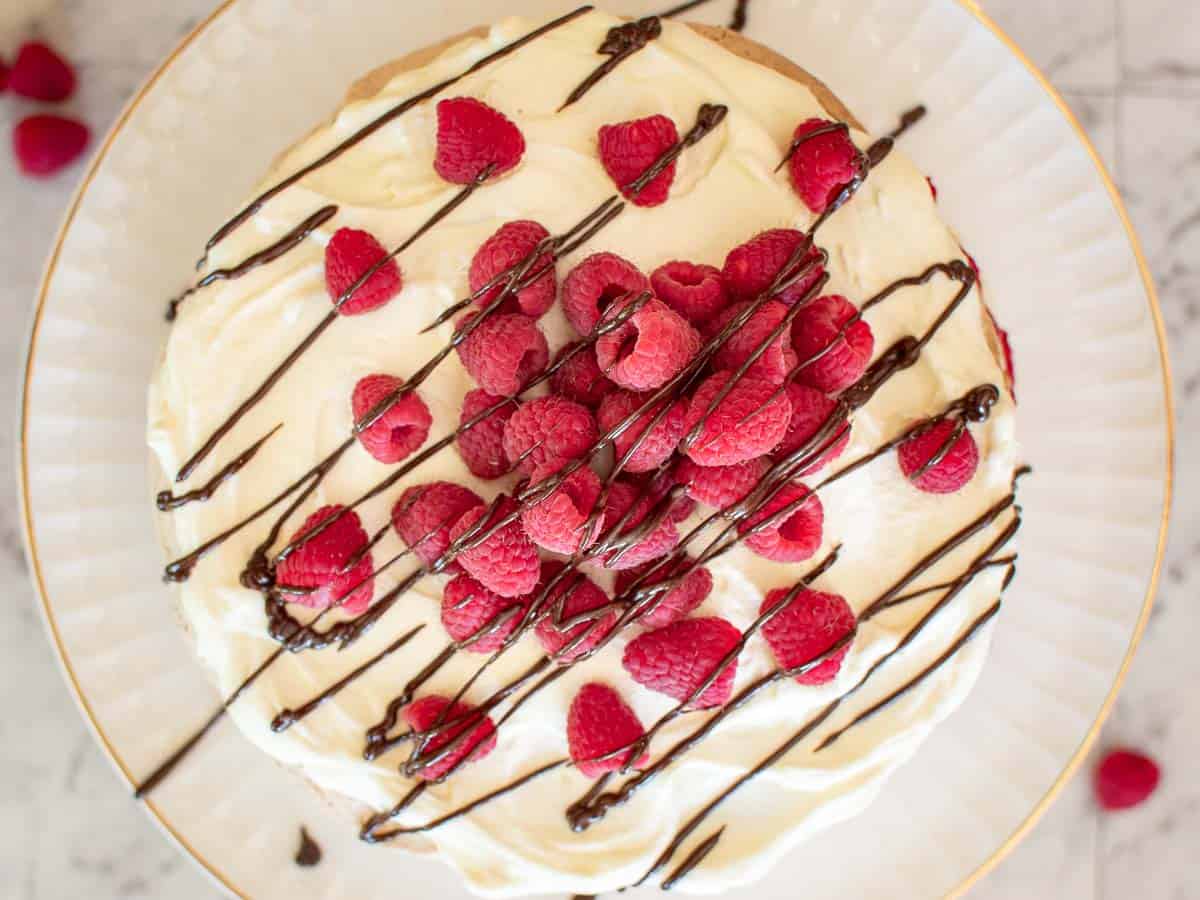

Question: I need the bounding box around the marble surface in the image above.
[1,1,1193,897]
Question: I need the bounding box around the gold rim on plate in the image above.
[17,1,1174,897]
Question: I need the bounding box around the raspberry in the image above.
[986,307,1017,398]
[709,299,798,384]
[760,587,855,685]
[595,295,700,392]
[1094,749,1161,811]
[568,683,650,777]
[683,371,792,466]
[616,557,713,629]
[535,562,616,663]
[787,118,860,214]
[403,696,497,781]
[561,252,649,336]
[455,311,549,396]
[391,482,483,573]
[520,465,603,554]
[636,468,696,523]
[722,229,825,307]
[441,574,531,653]
[502,395,597,477]
[791,294,874,393]
[468,220,556,318]
[9,41,76,102]
[12,115,89,177]
[897,418,979,494]
[674,456,770,509]
[549,342,616,408]
[351,375,432,464]
[774,383,850,473]
[739,481,823,562]
[325,227,402,315]
[597,390,686,474]
[456,389,517,479]
[598,480,680,570]
[622,617,741,708]
[276,505,374,615]
[597,114,678,207]
[650,261,729,325]
[434,96,525,184]
[448,495,541,597]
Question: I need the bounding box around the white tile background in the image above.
[1,1,1193,897]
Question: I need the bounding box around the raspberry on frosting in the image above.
[325,227,402,315]
[468,219,556,318]
[391,482,484,573]
[775,383,851,473]
[682,371,792,466]
[456,389,517,480]
[595,295,701,392]
[636,468,696,523]
[616,556,713,629]
[567,683,650,778]
[709,299,798,384]
[455,311,549,396]
[622,616,741,708]
[738,481,824,562]
[790,294,874,393]
[1094,749,1161,811]
[598,479,680,570]
[351,374,432,464]
[597,113,679,207]
[549,342,617,408]
[441,574,532,653]
[650,260,730,325]
[403,696,497,781]
[897,418,980,494]
[520,465,603,555]
[434,96,525,184]
[276,505,375,615]
[502,395,598,477]
[12,115,90,178]
[787,117,861,213]
[8,41,76,102]
[674,455,770,510]
[597,390,686,474]
[562,252,650,336]
[535,562,617,663]
[447,495,541,598]
[760,587,856,685]
[722,228,825,307]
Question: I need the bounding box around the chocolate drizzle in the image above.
[295,826,322,867]
[887,104,927,140]
[662,827,725,890]
[156,425,281,511]
[560,17,662,111]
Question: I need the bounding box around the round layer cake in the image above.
[147,8,1021,897]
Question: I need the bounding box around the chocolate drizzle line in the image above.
[196,6,594,264]
[156,425,281,511]
[560,17,662,111]
[295,826,322,867]
[662,827,725,890]
[887,105,927,140]
[167,205,337,321]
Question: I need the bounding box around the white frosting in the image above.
[147,11,1019,897]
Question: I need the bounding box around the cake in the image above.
[146,6,1021,896]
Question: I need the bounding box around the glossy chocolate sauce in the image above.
[295,826,322,867]
[561,17,662,111]
[156,425,280,511]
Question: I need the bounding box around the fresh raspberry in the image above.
[441,574,531,653]
[520,465,603,554]
[549,342,616,408]
[502,395,598,477]
[791,294,874,393]
[682,371,792,466]
[650,261,729,325]
[987,307,1017,398]
[597,479,680,570]
[391,482,483,573]
[674,456,770,510]
[468,220,556,318]
[448,495,540,597]
[455,311,549,396]
[622,617,741,708]
[709,299,798,384]
[636,468,696,523]
[597,390,686,474]
[595,295,700,392]
[616,557,713,629]
[12,115,89,177]
[787,118,860,214]
[403,696,497,781]
[1094,749,1161,811]
[722,229,825,307]
[535,562,616,663]
[276,505,374,615]
[434,96,525,184]
[9,41,76,102]
[738,481,824,562]
[927,176,939,200]
[561,252,649,336]
[325,227,402,315]
[456,389,517,480]
[597,114,679,207]
[760,587,855,685]
[350,375,431,464]
[897,418,979,494]
[567,683,650,777]
[774,383,850,473]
